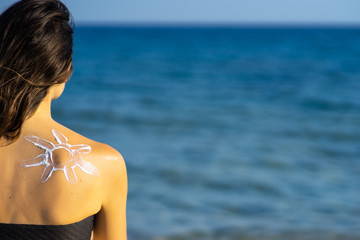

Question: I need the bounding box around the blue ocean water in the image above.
[53,26,360,239]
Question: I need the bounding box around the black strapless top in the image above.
[0,215,94,240]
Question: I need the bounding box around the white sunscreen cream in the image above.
[22,129,98,184]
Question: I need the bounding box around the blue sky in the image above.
[1,0,360,25]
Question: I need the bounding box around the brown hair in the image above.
[0,0,74,141]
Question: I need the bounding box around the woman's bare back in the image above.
[0,123,104,225]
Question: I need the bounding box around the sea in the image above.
[52,25,360,240]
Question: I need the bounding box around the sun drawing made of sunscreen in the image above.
[21,129,98,184]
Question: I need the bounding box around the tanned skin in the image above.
[0,83,128,240]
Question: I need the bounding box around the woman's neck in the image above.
[22,95,54,131]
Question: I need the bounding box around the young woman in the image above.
[0,0,127,239]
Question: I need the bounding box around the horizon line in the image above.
[74,21,360,29]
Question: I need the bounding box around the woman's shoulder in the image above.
[41,123,127,213]
[49,123,126,180]
[23,122,127,184]
[56,126,129,208]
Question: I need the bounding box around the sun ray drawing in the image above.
[22,129,98,184]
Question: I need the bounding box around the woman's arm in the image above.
[93,147,128,240]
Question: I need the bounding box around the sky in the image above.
[0,0,360,26]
